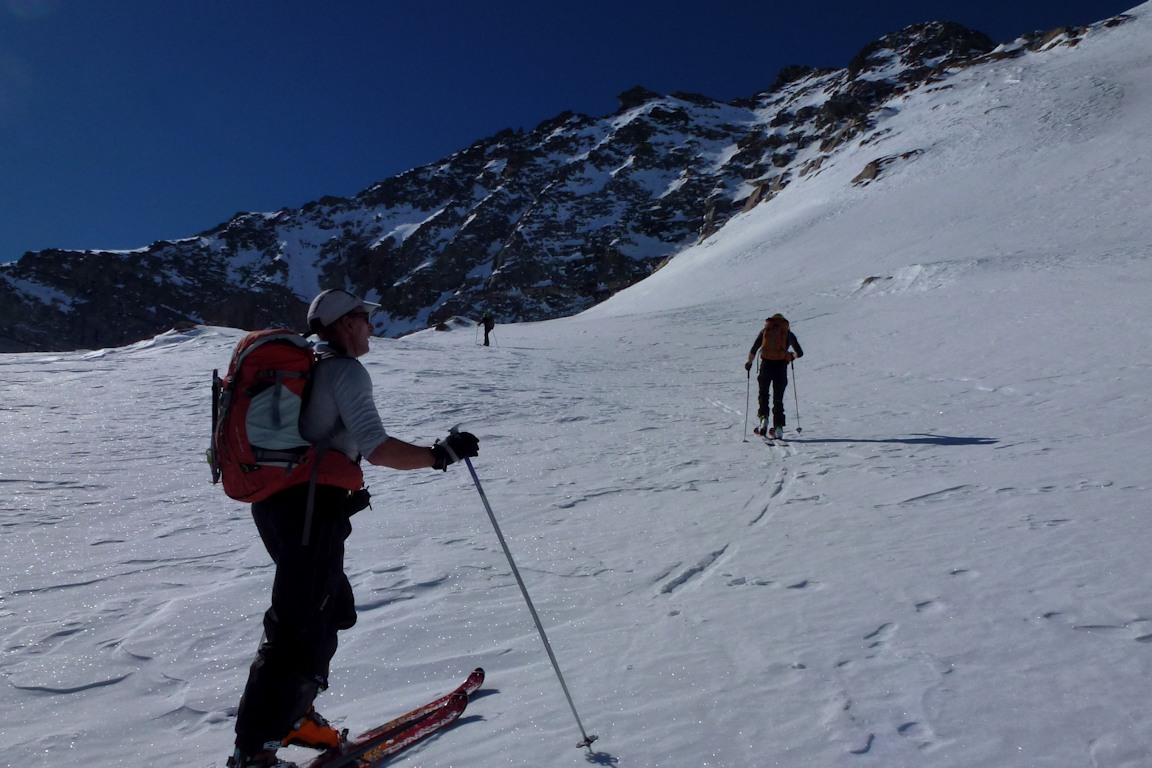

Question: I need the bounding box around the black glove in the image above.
[344,487,372,516]
[431,431,479,471]
[744,360,753,372]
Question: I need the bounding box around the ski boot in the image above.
[282,707,345,750]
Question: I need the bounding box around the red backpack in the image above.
[207,329,362,503]
[759,315,791,361]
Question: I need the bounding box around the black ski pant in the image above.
[757,360,789,428]
[234,483,357,754]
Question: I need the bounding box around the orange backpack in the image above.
[207,329,362,503]
[759,316,791,361]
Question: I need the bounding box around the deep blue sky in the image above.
[0,0,1137,263]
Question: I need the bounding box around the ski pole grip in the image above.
[445,424,464,460]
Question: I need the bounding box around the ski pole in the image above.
[790,359,803,434]
[742,368,751,442]
[460,453,599,750]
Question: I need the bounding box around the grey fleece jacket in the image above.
[300,348,389,462]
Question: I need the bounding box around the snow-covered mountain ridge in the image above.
[0,9,1134,352]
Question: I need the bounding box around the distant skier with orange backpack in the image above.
[745,313,803,439]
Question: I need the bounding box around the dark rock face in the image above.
[0,13,1129,352]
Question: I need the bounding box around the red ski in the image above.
[301,668,485,768]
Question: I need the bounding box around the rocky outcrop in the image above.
[852,149,926,186]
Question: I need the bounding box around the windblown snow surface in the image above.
[3,5,1151,767]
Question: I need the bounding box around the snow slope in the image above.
[2,5,1151,767]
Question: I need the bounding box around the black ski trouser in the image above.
[234,483,357,754]
[757,360,789,428]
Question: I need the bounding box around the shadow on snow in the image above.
[789,434,998,446]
